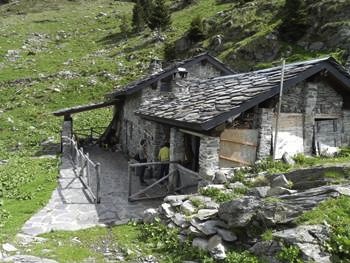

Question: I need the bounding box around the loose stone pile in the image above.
[143,171,350,262]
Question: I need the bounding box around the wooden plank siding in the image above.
[219,129,258,167]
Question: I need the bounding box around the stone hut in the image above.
[104,53,235,166]
[134,57,350,180]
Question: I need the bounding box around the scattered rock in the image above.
[202,184,225,190]
[172,213,189,228]
[164,195,188,206]
[266,187,297,197]
[282,152,295,165]
[208,235,226,260]
[271,174,290,188]
[181,200,196,214]
[191,219,227,236]
[320,146,340,157]
[195,209,218,220]
[216,228,237,242]
[192,238,208,250]
[219,197,261,228]
[15,234,47,246]
[248,186,270,198]
[143,208,159,223]
[227,182,246,190]
[273,225,331,263]
[249,240,282,262]
[2,243,17,252]
[213,171,227,184]
[160,203,174,218]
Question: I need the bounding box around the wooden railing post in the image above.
[95,163,101,204]
[86,152,90,187]
[128,162,132,201]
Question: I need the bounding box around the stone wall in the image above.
[199,135,220,180]
[115,61,226,161]
[256,108,274,159]
[281,78,343,115]
[343,110,350,146]
[186,61,223,79]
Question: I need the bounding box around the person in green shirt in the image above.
[158,142,170,181]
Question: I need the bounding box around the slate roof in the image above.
[136,57,350,132]
[106,53,235,99]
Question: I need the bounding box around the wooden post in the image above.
[273,59,286,160]
[86,153,90,187]
[95,162,101,204]
[128,162,132,200]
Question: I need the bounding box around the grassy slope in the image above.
[0,0,231,258]
[0,0,349,261]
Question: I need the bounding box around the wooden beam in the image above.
[53,100,117,117]
[179,129,205,138]
[220,138,257,147]
[219,155,251,165]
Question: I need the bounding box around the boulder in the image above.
[273,225,331,263]
[195,209,218,220]
[271,174,289,188]
[249,240,282,261]
[208,235,226,260]
[227,182,246,190]
[191,219,227,236]
[160,203,175,218]
[266,187,297,197]
[213,171,227,184]
[248,186,271,198]
[164,195,189,206]
[185,226,206,237]
[172,213,189,228]
[205,201,219,209]
[218,197,261,228]
[190,195,212,205]
[216,228,237,242]
[181,200,196,215]
[282,152,295,165]
[192,238,208,250]
[2,243,17,253]
[143,208,159,223]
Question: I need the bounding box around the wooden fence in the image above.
[128,162,200,202]
[68,136,101,203]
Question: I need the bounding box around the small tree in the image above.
[132,0,145,32]
[187,15,205,42]
[147,0,171,31]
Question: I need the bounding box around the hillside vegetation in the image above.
[0,0,349,261]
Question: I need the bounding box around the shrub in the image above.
[251,158,291,174]
[261,229,273,241]
[338,147,350,158]
[293,153,317,166]
[187,15,206,42]
[327,224,350,262]
[199,187,243,203]
[163,41,177,61]
[277,245,303,263]
[225,251,260,263]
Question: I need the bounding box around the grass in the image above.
[296,196,350,226]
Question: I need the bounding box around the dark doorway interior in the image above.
[184,134,200,172]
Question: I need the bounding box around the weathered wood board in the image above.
[272,113,304,159]
[219,129,258,167]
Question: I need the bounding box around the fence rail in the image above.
[128,161,200,202]
[66,136,101,203]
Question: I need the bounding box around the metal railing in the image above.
[68,136,101,203]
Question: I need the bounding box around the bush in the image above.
[199,187,244,203]
[277,245,303,263]
[327,224,350,262]
[338,147,350,158]
[251,158,291,174]
[225,251,260,263]
[163,41,177,61]
[293,153,317,166]
[187,15,206,42]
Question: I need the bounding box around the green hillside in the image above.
[0,0,349,261]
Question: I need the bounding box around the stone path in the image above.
[21,146,161,237]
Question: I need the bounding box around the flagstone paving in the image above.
[20,146,161,237]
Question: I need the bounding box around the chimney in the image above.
[149,57,162,75]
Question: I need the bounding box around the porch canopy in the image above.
[53,100,117,120]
